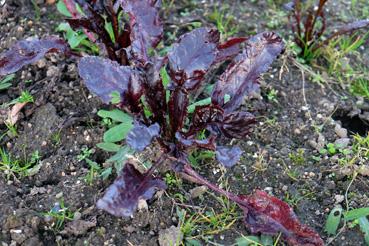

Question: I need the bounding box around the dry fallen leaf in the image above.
[6,102,27,125]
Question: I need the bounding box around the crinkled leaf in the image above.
[126,123,160,151]
[219,111,256,139]
[186,104,224,136]
[175,132,216,151]
[212,32,284,112]
[238,190,324,246]
[168,27,220,89]
[168,88,189,135]
[215,146,243,167]
[0,37,68,76]
[78,56,132,103]
[97,162,166,217]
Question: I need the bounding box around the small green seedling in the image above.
[43,199,76,231]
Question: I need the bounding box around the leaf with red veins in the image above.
[186,104,224,136]
[126,123,160,151]
[175,132,216,151]
[78,56,132,104]
[0,37,68,76]
[239,190,324,246]
[168,88,189,136]
[168,27,220,89]
[97,162,166,217]
[215,37,248,63]
[212,32,284,112]
[219,111,256,139]
[215,146,243,167]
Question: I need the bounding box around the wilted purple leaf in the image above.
[97,162,166,217]
[175,132,216,150]
[126,123,160,151]
[78,56,132,103]
[219,111,256,139]
[212,32,284,112]
[168,28,220,90]
[238,190,324,246]
[215,146,243,167]
[0,37,68,76]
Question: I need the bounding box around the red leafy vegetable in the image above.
[0,37,68,76]
[0,1,322,245]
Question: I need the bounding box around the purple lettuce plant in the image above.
[0,0,324,245]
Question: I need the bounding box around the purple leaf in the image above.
[212,32,284,112]
[121,0,163,63]
[175,132,216,151]
[0,37,68,76]
[238,190,324,246]
[168,27,220,90]
[215,146,243,167]
[78,56,132,104]
[216,37,248,63]
[97,162,166,217]
[126,123,160,151]
[219,111,256,139]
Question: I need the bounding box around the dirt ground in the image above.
[0,0,368,245]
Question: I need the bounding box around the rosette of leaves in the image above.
[0,0,323,245]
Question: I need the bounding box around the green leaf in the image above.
[96,142,121,152]
[358,216,369,245]
[344,207,369,221]
[1,74,15,84]
[325,206,343,235]
[260,235,273,246]
[56,0,72,17]
[103,122,133,143]
[85,158,101,170]
[104,21,115,43]
[100,167,112,180]
[106,145,133,163]
[185,239,202,246]
[236,236,261,246]
[0,83,12,91]
[160,67,170,87]
[98,109,133,123]
[110,91,121,104]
